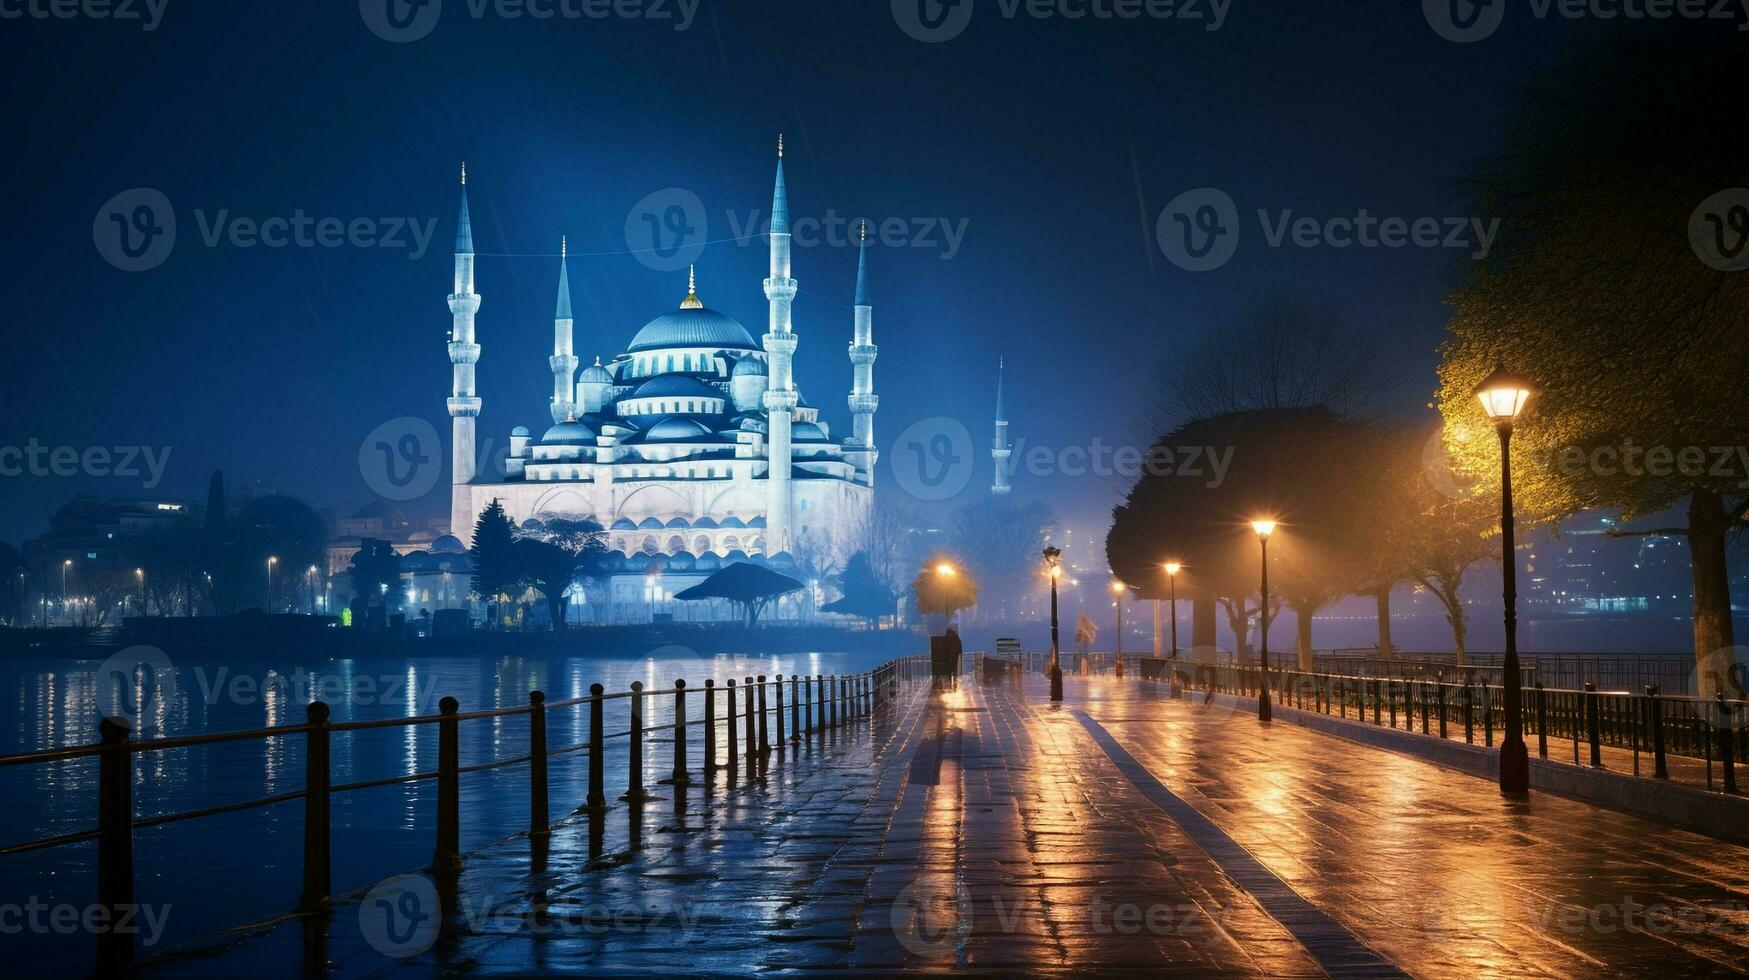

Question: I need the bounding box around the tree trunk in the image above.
[1375,588,1393,660]
[1191,590,1218,663]
[1221,597,1250,663]
[1292,599,1315,670]
[1689,488,1736,687]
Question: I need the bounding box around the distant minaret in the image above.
[991,357,1012,496]
[762,135,799,554]
[848,221,879,486]
[448,163,483,542]
[549,236,578,424]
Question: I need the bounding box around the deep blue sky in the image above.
[0,1,1603,559]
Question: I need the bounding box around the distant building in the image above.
[21,496,198,623]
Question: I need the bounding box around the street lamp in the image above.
[135,568,145,617]
[61,559,72,626]
[933,562,956,623]
[266,556,278,612]
[1110,580,1126,676]
[1475,363,1536,794]
[1251,520,1276,722]
[1043,547,1063,702]
[307,565,319,615]
[1164,561,1182,697]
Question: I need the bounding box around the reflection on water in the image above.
[0,647,879,972]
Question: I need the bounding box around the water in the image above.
[0,647,885,973]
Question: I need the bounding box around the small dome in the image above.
[732,356,768,377]
[627,307,757,354]
[643,415,714,442]
[541,420,596,445]
[581,359,613,383]
[510,426,530,437]
[430,534,465,554]
[793,422,829,443]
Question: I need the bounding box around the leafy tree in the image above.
[231,496,327,612]
[133,523,208,616]
[347,538,403,616]
[0,541,24,625]
[469,501,518,627]
[823,551,897,625]
[515,514,611,629]
[911,556,978,626]
[1434,25,1749,677]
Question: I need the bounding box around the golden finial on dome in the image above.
[680,264,704,309]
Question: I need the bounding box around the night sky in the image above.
[0,2,1597,557]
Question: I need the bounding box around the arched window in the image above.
[641,535,660,555]
[667,535,685,554]
[694,535,710,554]
[722,535,741,553]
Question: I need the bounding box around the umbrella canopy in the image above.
[674,561,805,627]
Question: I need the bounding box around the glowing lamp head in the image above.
[1163,561,1182,576]
[1474,363,1536,422]
[935,563,956,577]
[1251,519,1277,540]
[1050,565,1063,580]
[1110,580,1125,594]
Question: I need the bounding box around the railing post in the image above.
[432,696,461,870]
[97,716,135,977]
[818,674,828,733]
[1534,683,1548,759]
[527,692,549,836]
[704,679,718,775]
[622,681,646,801]
[1388,680,1397,728]
[743,676,757,760]
[774,675,786,748]
[671,680,690,785]
[1463,684,1474,744]
[1372,678,1381,725]
[586,683,606,810]
[757,675,770,755]
[804,672,814,734]
[1646,684,1666,779]
[1437,683,1447,739]
[1584,681,1602,768]
[725,680,738,773]
[790,674,801,742]
[299,702,332,912]
[1718,692,1737,793]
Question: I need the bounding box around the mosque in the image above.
[441,141,878,622]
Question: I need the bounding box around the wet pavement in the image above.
[143,672,1749,976]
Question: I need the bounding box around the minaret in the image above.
[549,236,578,424]
[991,357,1012,495]
[848,221,879,486]
[762,135,799,554]
[448,163,484,543]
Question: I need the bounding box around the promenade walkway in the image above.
[144,672,1749,976]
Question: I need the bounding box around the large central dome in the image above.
[627,306,758,354]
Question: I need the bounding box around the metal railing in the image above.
[990,650,1747,794]
[0,654,931,974]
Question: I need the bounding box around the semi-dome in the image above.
[633,374,724,400]
[627,307,757,354]
[793,421,829,442]
[642,415,715,442]
[430,533,465,554]
[540,420,595,444]
[510,426,530,437]
[731,355,768,377]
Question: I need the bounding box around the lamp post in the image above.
[1475,363,1536,794]
[135,568,145,617]
[1110,580,1126,677]
[933,562,957,627]
[1044,547,1063,702]
[61,559,72,626]
[1251,520,1276,722]
[1164,562,1182,698]
[267,556,278,613]
[307,565,319,615]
